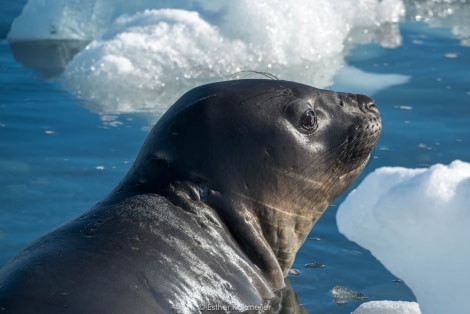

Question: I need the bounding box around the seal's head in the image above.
[119,79,381,289]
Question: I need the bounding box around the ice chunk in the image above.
[337,160,470,314]
[353,301,421,314]
[333,66,410,95]
[9,0,406,118]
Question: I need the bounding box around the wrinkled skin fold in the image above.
[0,79,381,313]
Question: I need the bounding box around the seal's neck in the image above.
[112,164,322,290]
[235,194,329,277]
[198,185,330,289]
[155,179,288,290]
[204,193,287,289]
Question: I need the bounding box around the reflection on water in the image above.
[268,279,307,314]
[8,40,89,78]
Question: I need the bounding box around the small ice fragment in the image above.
[288,269,301,276]
[330,285,367,305]
[445,53,458,59]
[304,262,325,269]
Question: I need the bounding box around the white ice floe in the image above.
[338,160,470,314]
[353,300,421,314]
[332,66,410,95]
[8,1,469,117]
[9,0,406,117]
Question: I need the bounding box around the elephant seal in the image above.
[0,79,381,313]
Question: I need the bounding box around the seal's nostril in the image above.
[366,101,378,113]
[356,94,379,114]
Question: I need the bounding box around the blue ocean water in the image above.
[1,1,469,313]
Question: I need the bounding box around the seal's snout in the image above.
[337,93,379,117]
[355,94,379,115]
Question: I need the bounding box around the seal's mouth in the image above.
[335,115,382,178]
[338,153,371,180]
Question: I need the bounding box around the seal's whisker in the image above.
[280,138,350,199]
[281,135,364,213]
[231,70,279,80]
[240,88,296,107]
[235,193,308,218]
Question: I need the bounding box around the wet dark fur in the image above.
[0,79,381,313]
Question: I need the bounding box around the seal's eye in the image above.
[300,109,318,132]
